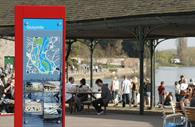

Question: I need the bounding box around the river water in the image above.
[87,67,195,103]
[156,66,195,91]
[154,66,195,102]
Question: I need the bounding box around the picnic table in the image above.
[66,90,99,113]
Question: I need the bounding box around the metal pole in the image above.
[153,48,156,106]
[138,26,145,115]
[66,63,69,81]
[66,39,75,81]
[152,39,167,106]
[150,40,154,109]
[90,40,94,88]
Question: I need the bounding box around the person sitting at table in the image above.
[3,78,14,113]
[0,76,5,112]
[66,77,82,112]
[4,78,13,99]
[66,77,74,102]
[190,89,195,107]
[184,87,193,107]
[189,89,195,127]
[164,92,173,106]
[92,79,111,115]
[79,78,90,88]
[77,78,90,102]
[92,82,102,99]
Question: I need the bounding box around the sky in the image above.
[156,37,195,51]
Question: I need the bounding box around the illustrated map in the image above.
[25,36,61,75]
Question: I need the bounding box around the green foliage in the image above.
[156,50,177,66]
[67,58,79,67]
[156,47,195,67]
[97,40,124,57]
[122,40,139,58]
[94,44,105,58]
[182,47,195,66]
[69,39,139,58]
[109,68,118,72]
[71,41,89,57]
[101,64,120,68]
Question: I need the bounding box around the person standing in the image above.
[92,79,111,115]
[110,76,120,106]
[189,79,195,87]
[144,78,151,106]
[175,81,181,102]
[178,75,189,113]
[132,77,139,107]
[121,76,132,108]
[179,75,186,84]
[158,81,165,106]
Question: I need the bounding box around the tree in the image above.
[122,40,139,58]
[177,38,187,64]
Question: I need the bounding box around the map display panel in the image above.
[23,19,63,127]
[23,19,63,81]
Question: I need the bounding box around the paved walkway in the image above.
[66,112,163,127]
[0,112,163,127]
[0,115,14,127]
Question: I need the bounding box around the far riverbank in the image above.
[68,68,139,82]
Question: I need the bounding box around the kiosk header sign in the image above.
[15,6,66,127]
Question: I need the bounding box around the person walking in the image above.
[121,76,132,108]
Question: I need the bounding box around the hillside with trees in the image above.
[69,39,140,58]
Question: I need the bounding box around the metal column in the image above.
[150,40,155,109]
[153,50,156,106]
[66,39,75,81]
[89,39,94,88]
[149,39,167,108]
[138,26,145,115]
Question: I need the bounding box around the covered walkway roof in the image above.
[1,0,195,115]
[1,0,195,38]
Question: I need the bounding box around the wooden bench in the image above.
[82,100,92,111]
[82,100,108,114]
[67,100,76,114]
[185,107,195,126]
